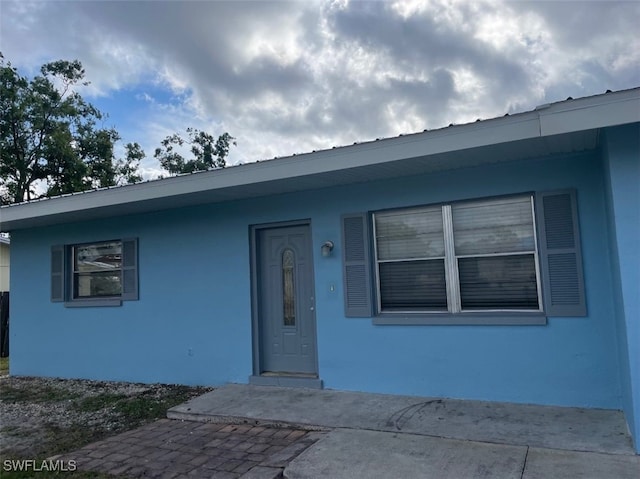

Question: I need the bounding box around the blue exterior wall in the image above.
[602,124,640,451]
[10,146,625,416]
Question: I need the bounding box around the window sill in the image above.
[64,299,122,308]
[373,312,547,326]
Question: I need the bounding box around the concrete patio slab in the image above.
[522,447,640,479]
[284,428,528,479]
[168,384,635,455]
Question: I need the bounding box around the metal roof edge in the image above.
[1,87,638,231]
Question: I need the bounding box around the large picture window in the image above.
[373,195,542,313]
[342,189,585,323]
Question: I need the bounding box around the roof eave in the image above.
[1,87,638,232]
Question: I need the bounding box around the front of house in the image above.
[1,88,639,452]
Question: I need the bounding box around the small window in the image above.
[373,195,542,314]
[73,241,123,298]
[51,238,138,306]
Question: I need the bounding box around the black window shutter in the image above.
[121,238,138,301]
[536,190,586,316]
[341,213,373,317]
[51,245,65,302]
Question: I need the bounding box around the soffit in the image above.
[0,130,598,230]
[1,86,637,231]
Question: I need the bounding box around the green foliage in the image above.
[1,378,210,477]
[0,53,142,204]
[0,383,81,403]
[117,142,144,184]
[1,52,233,204]
[73,393,127,412]
[155,127,235,175]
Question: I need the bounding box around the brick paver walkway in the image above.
[53,419,326,479]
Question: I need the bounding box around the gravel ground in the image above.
[0,375,211,459]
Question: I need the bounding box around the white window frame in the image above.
[372,194,543,315]
[51,237,138,308]
[71,240,124,300]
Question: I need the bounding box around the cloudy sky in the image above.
[1,0,639,178]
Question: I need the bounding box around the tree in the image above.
[0,54,141,204]
[117,142,145,185]
[154,127,235,175]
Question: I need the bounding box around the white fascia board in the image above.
[0,113,542,229]
[1,88,638,230]
[539,93,640,136]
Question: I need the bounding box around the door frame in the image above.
[249,219,322,388]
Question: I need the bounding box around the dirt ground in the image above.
[0,375,211,460]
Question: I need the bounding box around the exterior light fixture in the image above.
[321,241,334,257]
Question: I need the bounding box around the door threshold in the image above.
[261,371,318,379]
[249,374,323,389]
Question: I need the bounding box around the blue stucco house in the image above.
[1,88,639,452]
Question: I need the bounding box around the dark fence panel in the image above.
[0,292,8,358]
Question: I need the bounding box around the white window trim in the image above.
[442,204,461,313]
[372,194,544,316]
[51,237,138,308]
[71,240,124,301]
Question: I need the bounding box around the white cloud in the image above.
[1,0,638,178]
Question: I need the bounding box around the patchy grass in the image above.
[0,357,8,375]
[0,377,211,479]
[73,393,127,413]
[2,382,81,403]
[113,387,200,426]
[69,386,202,427]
